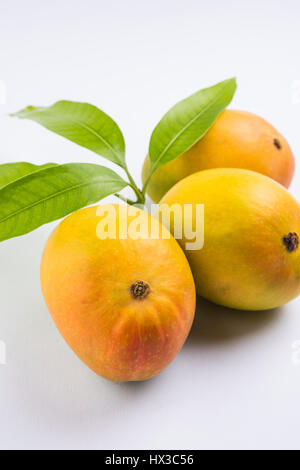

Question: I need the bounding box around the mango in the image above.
[143,110,295,202]
[40,204,196,382]
[159,169,300,311]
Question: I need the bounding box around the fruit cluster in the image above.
[2,79,299,382]
[41,110,299,382]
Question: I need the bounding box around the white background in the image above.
[1,0,300,450]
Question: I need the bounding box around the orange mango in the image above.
[159,169,300,311]
[41,204,196,382]
[143,110,295,202]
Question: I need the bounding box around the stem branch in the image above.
[141,163,156,195]
[114,193,136,204]
[124,165,145,205]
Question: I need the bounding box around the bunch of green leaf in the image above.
[0,78,236,242]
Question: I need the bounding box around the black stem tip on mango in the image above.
[283,232,299,252]
[273,138,282,150]
[130,280,150,300]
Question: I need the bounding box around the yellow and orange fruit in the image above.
[143,110,295,202]
[41,204,196,382]
[159,168,300,311]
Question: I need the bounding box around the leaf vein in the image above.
[0,178,125,224]
[151,82,229,171]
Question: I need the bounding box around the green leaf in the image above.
[0,162,57,189]
[11,101,126,169]
[0,163,127,242]
[147,77,237,178]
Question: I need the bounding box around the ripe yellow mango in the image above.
[143,110,295,202]
[41,204,196,382]
[159,169,300,311]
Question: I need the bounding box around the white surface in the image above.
[1,0,300,450]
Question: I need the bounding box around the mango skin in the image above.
[40,204,196,382]
[143,110,295,202]
[159,168,300,311]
